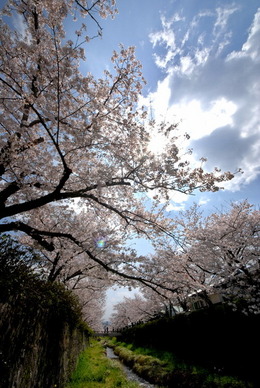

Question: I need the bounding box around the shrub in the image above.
[119,307,260,385]
[0,235,90,330]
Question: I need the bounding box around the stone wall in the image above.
[0,236,91,388]
[0,297,88,388]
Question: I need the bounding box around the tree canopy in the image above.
[1,0,238,303]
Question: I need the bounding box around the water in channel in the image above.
[106,347,156,388]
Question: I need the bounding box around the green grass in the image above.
[65,338,140,388]
[108,338,253,388]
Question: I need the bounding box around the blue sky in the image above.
[91,0,260,318]
[80,0,260,217]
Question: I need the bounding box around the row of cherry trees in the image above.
[110,200,260,327]
[0,0,251,329]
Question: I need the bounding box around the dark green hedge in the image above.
[0,235,84,327]
[120,306,260,386]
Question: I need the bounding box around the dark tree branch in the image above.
[0,221,55,251]
[48,252,63,282]
[0,179,130,220]
[75,0,103,31]
[0,221,180,297]
[0,181,20,207]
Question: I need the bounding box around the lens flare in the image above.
[95,237,106,248]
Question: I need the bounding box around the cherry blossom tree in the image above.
[109,293,158,329]
[184,201,260,313]
[0,0,235,297]
[75,286,106,331]
[109,285,186,329]
[150,201,260,313]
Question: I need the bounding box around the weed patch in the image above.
[108,339,254,388]
[66,339,140,388]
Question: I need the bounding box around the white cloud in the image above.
[189,11,214,34]
[168,190,189,204]
[229,8,260,61]
[141,93,237,145]
[153,50,175,69]
[149,5,239,71]
[149,14,177,50]
[139,75,171,120]
[171,98,237,140]
[198,197,211,206]
[213,5,239,36]
[166,202,186,212]
[180,56,195,75]
[147,187,189,208]
[149,14,182,69]
[194,47,210,66]
[145,7,260,192]
[139,76,172,155]
[12,13,31,42]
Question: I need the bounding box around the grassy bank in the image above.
[108,338,254,388]
[65,338,140,388]
[118,308,259,385]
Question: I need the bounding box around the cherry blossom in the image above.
[148,201,260,314]
[0,0,236,314]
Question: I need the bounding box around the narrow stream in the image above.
[106,347,157,388]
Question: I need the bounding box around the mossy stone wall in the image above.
[0,298,88,388]
[0,237,91,388]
